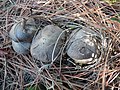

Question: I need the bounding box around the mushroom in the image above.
[12,40,31,54]
[30,25,65,63]
[66,27,98,64]
[9,18,37,42]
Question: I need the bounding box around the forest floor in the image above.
[0,0,120,90]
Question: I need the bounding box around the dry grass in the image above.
[0,0,120,90]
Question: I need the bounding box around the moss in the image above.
[103,0,120,4]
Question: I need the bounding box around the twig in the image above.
[3,57,7,90]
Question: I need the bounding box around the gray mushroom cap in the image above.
[12,40,31,54]
[9,18,36,42]
[30,25,65,63]
[66,27,98,64]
